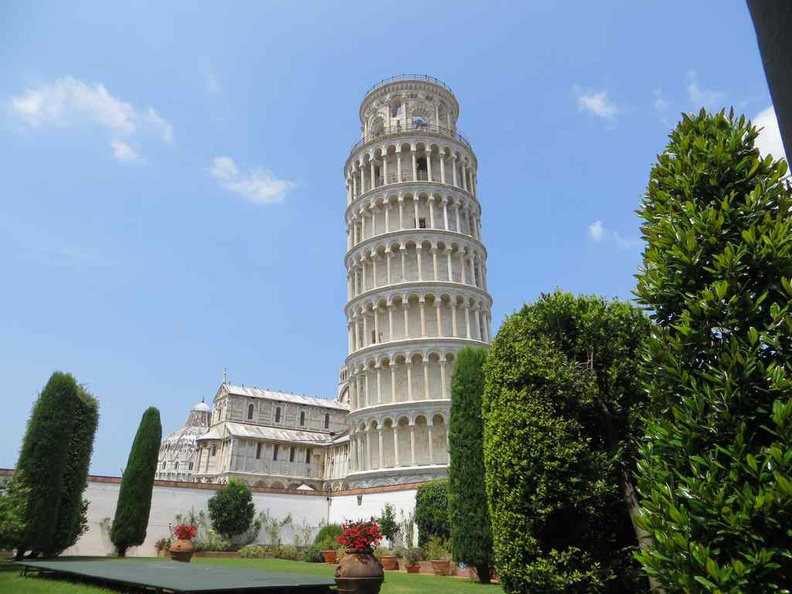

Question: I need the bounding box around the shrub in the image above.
[313,523,343,549]
[302,544,325,562]
[404,547,422,566]
[484,331,620,593]
[634,109,792,590]
[208,480,255,540]
[48,386,99,556]
[423,536,451,561]
[414,480,449,546]
[194,531,234,552]
[275,545,298,560]
[9,372,80,557]
[239,544,268,558]
[448,347,494,583]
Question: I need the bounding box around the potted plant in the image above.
[403,547,422,574]
[424,537,451,576]
[377,547,399,571]
[334,519,385,594]
[155,537,172,558]
[169,523,197,563]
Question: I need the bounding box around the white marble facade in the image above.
[158,76,491,491]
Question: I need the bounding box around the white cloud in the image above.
[10,76,172,159]
[685,71,727,110]
[588,220,605,241]
[209,156,295,204]
[588,220,641,249]
[753,106,787,162]
[574,86,619,120]
[110,140,141,163]
[653,88,669,112]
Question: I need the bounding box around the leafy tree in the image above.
[448,347,494,584]
[414,479,449,546]
[634,109,792,591]
[483,293,653,593]
[10,372,80,558]
[208,479,255,539]
[377,503,400,548]
[47,386,99,556]
[111,407,162,557]
[0,481,29,550]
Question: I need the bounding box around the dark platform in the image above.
[16,558,336,593]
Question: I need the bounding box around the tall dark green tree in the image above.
[10,372,80,558]
[483,293,652,593]
[634,110,792,592]
[208,479,255,539]
[111,407,162,557]
[448,347,494,584]
[47,386,99,556]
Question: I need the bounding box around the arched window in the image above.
[174,462,179,470]
[300,411,306,426]
[391,100,402,118]
[211,445,217,456]
[256,443,262,459]
[275,407,282,423]
[324,413,330,429]
[188,461,194,470]
[247,403,254,420]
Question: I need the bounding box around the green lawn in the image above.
[1,557,503,594]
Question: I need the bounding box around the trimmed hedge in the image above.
[414,479,449,546]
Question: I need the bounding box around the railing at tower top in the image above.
[365,74,455,97]
[350,122,471,152]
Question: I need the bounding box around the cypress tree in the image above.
[448,347,494,584]
[634,110,792,591]
[11,371,80,558]
[111,407,162,557]
[47,386,99,556]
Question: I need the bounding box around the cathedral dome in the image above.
[156,399,211,482]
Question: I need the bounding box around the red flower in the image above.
[173,523,197,540]
[337,520,383,551]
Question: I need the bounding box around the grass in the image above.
[0,557,504,593]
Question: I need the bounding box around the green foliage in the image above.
[47,386,99,556]
[483,293,652,593]
[423,536,451,561]
[634,109,792,592]
[273,544,299,560]
[312,523,342,549]
[207,479,255,539]
[11,372,80,556]
[239,544,268,558]
[414,480,449,546]
[378,503,400,548]
[302,543,325,562]
[448,347,494,583]
[193,530,234,552]
[404,547,422,566]
[256,508,292,546]
[0,482,29,550]
[110,407,162,556]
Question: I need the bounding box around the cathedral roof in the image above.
[198,422,335,445]
[192,401,211,412]
[222,384,349,411]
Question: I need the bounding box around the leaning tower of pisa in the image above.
[342,75,492,488]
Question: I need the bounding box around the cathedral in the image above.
[156,75,491,490]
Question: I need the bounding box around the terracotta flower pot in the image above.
[322,549,338,564]
[405,564,420,574]
[169,539,194,563]
[431,559,451,576]
[379,555,399,570]
[335,549,384,594]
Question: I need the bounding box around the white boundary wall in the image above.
[63,479,417,557]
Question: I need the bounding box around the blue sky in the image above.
[0,1,785,475]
